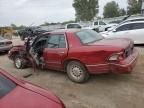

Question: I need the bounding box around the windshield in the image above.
[76,30,104,44]
[0,74,16,98]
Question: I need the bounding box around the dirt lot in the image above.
[0,37,144,108]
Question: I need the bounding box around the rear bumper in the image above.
[110,49,138,73]
[86,48,138,74]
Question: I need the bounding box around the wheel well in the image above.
[11,52,20,60]
[63,59,87,71]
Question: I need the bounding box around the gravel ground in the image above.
[0,37,144,108]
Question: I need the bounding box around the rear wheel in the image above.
[66,61,89,83]
[14,55,26,69]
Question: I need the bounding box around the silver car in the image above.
[0,36,13,52]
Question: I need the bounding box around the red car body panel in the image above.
[0,69,65,108]
[8,29,138,74]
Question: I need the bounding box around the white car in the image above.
[0,36,13,52]
[65,23,82,29]
[92,20,107,32]
[101,21,144,44]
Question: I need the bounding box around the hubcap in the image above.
[15,58,22,68]
[70,65,83,79]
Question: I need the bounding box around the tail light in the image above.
[108,52,124,62]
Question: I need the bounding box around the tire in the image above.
[66,61,89,83]
[14,55,26,69]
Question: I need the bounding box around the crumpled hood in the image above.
[87,38,131,49]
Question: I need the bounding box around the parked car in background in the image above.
[91,20,107,32]
[101,21,144,44]
[65,23,82,29]
[8,29,138,83]
[90,20,118,32]
[0,68,65,108]
[0,36,12,52]
[18,27,49,40]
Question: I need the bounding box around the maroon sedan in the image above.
[0,69,65,108]
[8,29,138,83]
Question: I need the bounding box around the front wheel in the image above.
[66,61,89,83]
[14,55,26,69]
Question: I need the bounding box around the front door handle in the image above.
[58,52,65,54]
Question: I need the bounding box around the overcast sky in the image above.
[0,0,128,26]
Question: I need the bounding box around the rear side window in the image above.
[47,34,66,48]
[131,23,144,30]
[0,74,16,98]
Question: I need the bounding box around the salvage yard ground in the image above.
[0,37,144,108]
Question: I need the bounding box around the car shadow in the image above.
[89,73,133,84]
[33,68,133,84]
[135,44,144,47]
[0,51,8,55]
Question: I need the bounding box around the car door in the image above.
[129,22,144,44]
[43,34,68,70]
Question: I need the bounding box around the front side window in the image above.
[116,24,132,32]
[76,30,104,44]
[131,23,144,30]
[0,74,16,98]
[47,34,66,48]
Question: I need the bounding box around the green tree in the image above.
[11,24,17,29]
[73,0,98,21]
[119,8,127,16]
[127,0,141,15]
[103,1,120,18]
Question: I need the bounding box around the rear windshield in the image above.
[0,74,16,98]
[76,30,104,44]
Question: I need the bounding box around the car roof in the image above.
[115,20,144,29]
[121,17,144,23]
[120,21,144,25]
[126,17,144,20]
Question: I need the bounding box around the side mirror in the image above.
[107,27,113,31]
[112,29,116,32]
